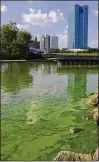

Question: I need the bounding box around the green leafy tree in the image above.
[1,22,19,56]
[49,48,61,53]
[87,47,99,53]
[1,22,32,58]
[61,48,67,53]
[16,30,32,58]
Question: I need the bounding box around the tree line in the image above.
[49,48,99,53]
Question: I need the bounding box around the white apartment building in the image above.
[40,34,58,51]
[50,35,58,49]
[40,35,45,49]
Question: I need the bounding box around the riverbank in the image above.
[54,147,98,161]
[1,53,99,64]
[47,53,98,57]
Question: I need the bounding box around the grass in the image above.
[49,53,98,56]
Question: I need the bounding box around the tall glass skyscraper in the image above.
[68,4,88,49]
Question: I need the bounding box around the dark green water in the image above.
[1,62,98,160]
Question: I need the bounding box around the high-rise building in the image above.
[68,4,88,49]
[40,34,50,51]
[40,34,58,51]
[50,35,58,49]
[36,42,40,49]
[44,35,50,51]
[40,35,45,49]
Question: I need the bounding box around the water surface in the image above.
[1,62,98,160]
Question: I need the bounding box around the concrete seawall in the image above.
[44,54,98,65]
[1,54,98,65]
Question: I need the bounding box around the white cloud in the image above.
[66,25,68,29]
[17,24,29,30]
[28,0,37,2]
[22,8,65,27]
[1,5,7,12]
[88,40,98,48]
[92,10,98,16]
[57,27,68,49]
[28,1,33,2]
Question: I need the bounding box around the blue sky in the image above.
[1,1,98,48]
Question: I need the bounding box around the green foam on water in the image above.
[1,63,98,160]
[1,93,98,160]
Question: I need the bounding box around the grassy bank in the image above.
[1,53,98,61]
[48,53,98,56]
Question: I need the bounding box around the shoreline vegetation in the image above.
[54,92,99,161]
[1,52,98,60]
[48,53,98,56]
[1,53,99,63]
[1,52,98,61]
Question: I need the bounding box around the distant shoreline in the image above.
[1,53,98,65]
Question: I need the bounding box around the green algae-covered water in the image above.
[1,62,98,160]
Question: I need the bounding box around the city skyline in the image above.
[29,34,58,50]
[40,34,58,50]
[1,1,98,49]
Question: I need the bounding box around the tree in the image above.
[1,22,19,56]
[16,30,32,58]
[1,22,32,58]
[49,48,61,53]
[87,47,99,53]
[61,48,68,53]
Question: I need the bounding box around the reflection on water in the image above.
[1,63,98,96]
[1,62,98,160]
[1,63,33,94]
[41,64,57,75]
[67,74,87,102]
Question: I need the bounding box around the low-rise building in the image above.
[29,36,40,49]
